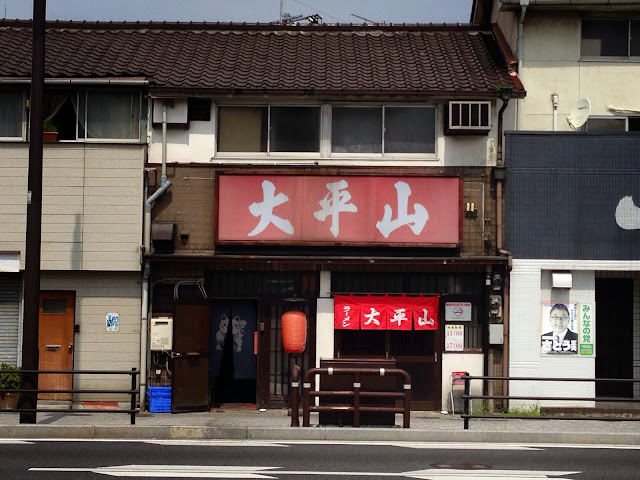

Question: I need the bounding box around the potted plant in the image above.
[43,121,58,142]
[0,363,21,409]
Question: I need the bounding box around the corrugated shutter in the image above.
[0,274,21,365]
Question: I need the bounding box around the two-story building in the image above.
[0,19,524,412]
[472,0,640,408]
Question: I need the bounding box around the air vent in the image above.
[445,101,491,135]
[188,98,212,121]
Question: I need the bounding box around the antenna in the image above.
[567,98,591,130]
[278,0,322,24]
[351,13,376,24]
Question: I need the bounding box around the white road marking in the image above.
[29,465,580,479]
[143,440,289,447]
[29,465,280,479]
[13,438,640,450]
[0,439,33,444]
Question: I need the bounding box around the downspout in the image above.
[496,88,511,252]
[140,102,172,410]
[516,0,529,130]
[496,87,513,410]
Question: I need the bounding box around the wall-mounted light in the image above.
[552,271,572,289]
[465,202,478,219]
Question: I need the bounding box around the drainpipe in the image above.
[552,94,559,131]
[496,87,512,251]
[496,86,513,410]
[140,102,172,410]
[516,0,528,130]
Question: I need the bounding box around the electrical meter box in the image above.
[150,317,173,351]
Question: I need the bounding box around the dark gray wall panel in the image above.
[505,132,640,260]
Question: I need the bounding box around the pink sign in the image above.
[217,175,461,246]
[333,295,440,331]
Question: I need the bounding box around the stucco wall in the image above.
[147,102,503,168]
[441,352,484,413]
[519,11,640,131]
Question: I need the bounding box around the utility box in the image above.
[318,358,398,426]
[150,317,173,351]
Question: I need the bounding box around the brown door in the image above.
[172,302,211,412]
[38,292,75,400]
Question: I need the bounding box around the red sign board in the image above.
[217,175,461,246]
[333,295,440,331]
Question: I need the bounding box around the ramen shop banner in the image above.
[334,294,440,331]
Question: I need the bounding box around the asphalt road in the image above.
[1,439,639,479]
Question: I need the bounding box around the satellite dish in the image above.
[567,98,591,130]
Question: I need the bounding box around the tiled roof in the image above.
[0,21,523,97]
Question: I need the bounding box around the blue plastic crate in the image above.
[147,386,171,412]
[148,386,171,398]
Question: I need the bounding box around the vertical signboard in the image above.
[579,303,595,356]
[445,324,464,352]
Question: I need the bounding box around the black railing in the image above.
[0,368,140,425]
[461,375,640,430]
[290,364,412,428]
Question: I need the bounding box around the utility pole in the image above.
[20,0,46,424]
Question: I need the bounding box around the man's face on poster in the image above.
[549,308,570,334]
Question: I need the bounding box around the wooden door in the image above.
[171,302,211,412]
[38,292,75,400]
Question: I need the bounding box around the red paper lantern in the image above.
[281,310,307,353]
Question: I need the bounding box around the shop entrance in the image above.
[211,300,258,405]
[335,329,439,410]
[595,278,634,398]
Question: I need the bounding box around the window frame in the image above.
[329,104,437,158]
[45,89,143,143]
[580,18,640,61]
[213,102,439,164]
[586,115,631,132]
[0,88,26,141]
[215,103,323,158]
[79,90,143,143]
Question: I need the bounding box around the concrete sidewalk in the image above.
[0,409,639,445]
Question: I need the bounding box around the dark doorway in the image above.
[211,300,258,405]
[595,278,634,398]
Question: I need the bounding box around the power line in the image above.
[287,0,345,23]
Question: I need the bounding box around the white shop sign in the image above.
[445,302,472,322]
[445,324,464,351]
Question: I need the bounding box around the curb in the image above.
[1,425,639,445]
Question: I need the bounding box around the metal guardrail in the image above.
[0,368,140,425]
[290,364,411,428]
[461,375,640,430]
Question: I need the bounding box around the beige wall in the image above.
[41,271,141,402]
[0,144,144,271]
[518,12,640,130]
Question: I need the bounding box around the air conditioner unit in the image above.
[150,317,173,351]
[445,101,491,135]
[152,98,188,125]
